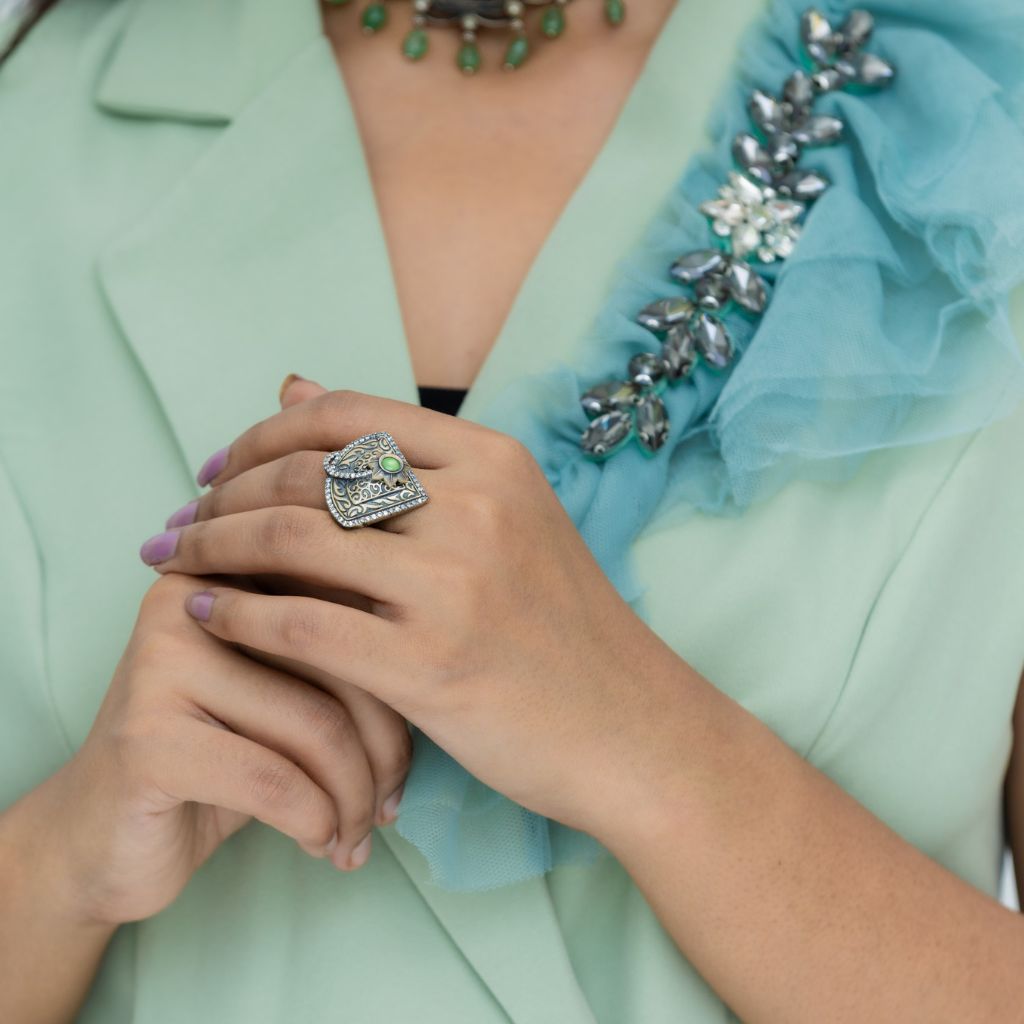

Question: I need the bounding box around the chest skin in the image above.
[321,0,677,390]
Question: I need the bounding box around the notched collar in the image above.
[93,0,322,123]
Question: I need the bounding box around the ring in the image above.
[323,431,429,529]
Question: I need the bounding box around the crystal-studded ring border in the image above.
[323,431,430,529]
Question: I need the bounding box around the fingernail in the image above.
[139,530,180,565]
[165,499,199,529]
[380,785,404,824]
[349,833,372,870]
[196,446,229,487]
[324,833,339,858]
[185,591,215,622]
[278,372,305,404]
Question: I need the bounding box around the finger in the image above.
[189,449,440,534]
[199,389,488,486]
[152,717,340,861]
[279,374,328,409]
[141,507,413,605]
[233,643,411,825]
[183,652,377,869]
[184,586,404,708]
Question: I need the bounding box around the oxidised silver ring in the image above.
[323,431,429,529]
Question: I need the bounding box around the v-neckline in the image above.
[317,0,769,424]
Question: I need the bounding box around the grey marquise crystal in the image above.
[692,312,734,369]
[776,168,830,200]
[580,379,642,417]
[580,410,633,457]
[663,323,699,380]
[635,392,670,453]
[628,351,667,387]
[726,260,768,313]
[669,249,726,284]
[635,296,694,331]
[577,6,894,459]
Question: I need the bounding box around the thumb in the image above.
[278,373,328,409]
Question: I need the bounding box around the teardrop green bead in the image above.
[503,34,529,70]
[361,2,388,33]
[456,40,481,74]
[540,5,565,38]
[604,0,625,25]
[402,27,429,60]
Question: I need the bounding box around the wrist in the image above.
[577,641,751,863]
[1,765,119,938]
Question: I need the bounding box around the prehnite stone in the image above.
[402,27,429,60]
[604,0,625,25]
[361,2,388,32]
[457,41,481,73]
[503,34,529,69]
[380,455,403,473]
[540,5,565,38]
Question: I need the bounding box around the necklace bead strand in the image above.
[327,0,625,73]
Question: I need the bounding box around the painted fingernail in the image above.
[165,499,199,529]
[185,591,216,622]
[196,446,229,487]
[139,530,180,565]
[380,785,404,824]
[278,372,305,404]
[349,833,372,870]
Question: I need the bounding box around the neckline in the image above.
[321,0,768,424]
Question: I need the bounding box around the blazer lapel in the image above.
[93,4,594,1021]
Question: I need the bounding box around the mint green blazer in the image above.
[3,1,1024,1021]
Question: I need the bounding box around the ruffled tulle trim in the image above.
[396,0,1024,891]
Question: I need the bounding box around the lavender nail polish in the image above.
[165,499,199,529]
[196,447,229,487]
[139,530,180,566]
[186,591,216,622]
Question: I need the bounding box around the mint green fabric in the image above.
[2,1,1023,1022]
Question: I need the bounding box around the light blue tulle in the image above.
[396,0,1024,891]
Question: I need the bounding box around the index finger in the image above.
[198,390,486,486]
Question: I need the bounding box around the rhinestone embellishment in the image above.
[578,7,895,459]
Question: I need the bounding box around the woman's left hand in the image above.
[142,385,699,840]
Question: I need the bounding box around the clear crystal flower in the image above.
[699,172,805,263]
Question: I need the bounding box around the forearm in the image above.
[0,770,117,1024]
[596,657,1024,1023]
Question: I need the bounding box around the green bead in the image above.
[604,0,625,25]
[402,26,429,60]
[361,2,388,33]
[456,41,481,74]
[503,34,529,69]
[540,5,565,38]
[379,455,403,473]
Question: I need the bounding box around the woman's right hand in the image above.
[35,571,411,928]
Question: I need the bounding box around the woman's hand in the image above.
[140,387,696,840]
[42,572,411,928]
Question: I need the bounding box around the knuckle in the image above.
[273,454,316,505]
[277,605,323,651]
[248,759,300,808]
[258,508,310,557]
[459,489,506,533]
[302,697,356,749]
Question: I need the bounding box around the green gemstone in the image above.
[361,2,388,33]
[380,455,403,473]
[604,0,625,25]
[456,41,481,74]
[402,26,429,60]
[540,5,565,38]
[503,34,529,69]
